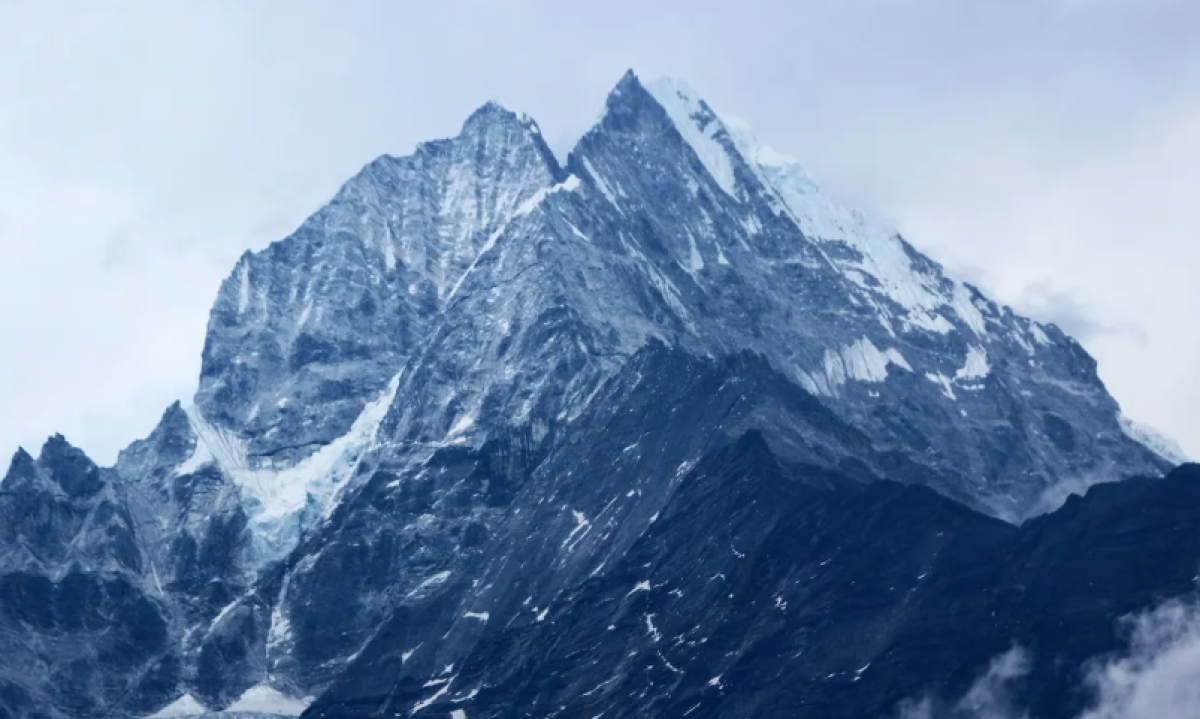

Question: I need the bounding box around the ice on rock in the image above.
[646,78,740,198]
[562,509,592,550]
[646,75,971,338]
[173,431,213,476]
[225,685,312,716]
[1118,411,1190,465]
[408,570,453,599]
[580,156,623,210]
[722,115,951,326]
[236,260,251,315]
[926,372,958,401]
[446,409,478,440]
[143,694,209,718]
[267,604,293,653]
[801,338,912,395]
[412,675,456,713]
[182,370,403,567]
[955,346,991,381]
[885,348,914,372]
[951,282,988,336]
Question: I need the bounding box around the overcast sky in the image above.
[2,0,1198,466]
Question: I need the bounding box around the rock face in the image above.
[0,437,179,719]
[0,71,1186,719]
[310,459,1200,719]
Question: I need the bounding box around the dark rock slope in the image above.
[310,460,1200,719]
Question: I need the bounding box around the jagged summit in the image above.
[129,69,1181,544]
[462,97,516,124]
[0,446,37,488]
[2,434,101,493]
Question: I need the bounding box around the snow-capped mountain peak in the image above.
[0,69,1182,719]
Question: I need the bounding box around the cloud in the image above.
[1017,281,1148,346]
[895,648,1031,719]
[1078,597,1200,719]
[892,594,1200,719]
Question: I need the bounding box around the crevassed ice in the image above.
[179,371,403,566]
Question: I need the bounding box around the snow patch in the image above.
[805,338,912,394]
[267,604,292,653]
[225,685,311,716]
[954,345,990,381]
[446,409,477,440]
[563,218,589,242]
[645,613,662,643]
[581,156,622,211]
[926,373,957,400]
[144,694,208,718]
[236,261,251,315]
[628,580,652,595]
[209,600,239,631]
[513,174,580,218]
[175,433,214,476]
[685,229,705,273]
[408,570,452,598]
[383,241,396,271]
[1118,412,1190,465]
[412,675,456,713]
[951,282,988,336]
[884,348,913,372]
[442,174,578,302]
[562,509,592,550]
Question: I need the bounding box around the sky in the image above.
[1,0,1198,465]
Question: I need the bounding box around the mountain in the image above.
[0,70,1187,719]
